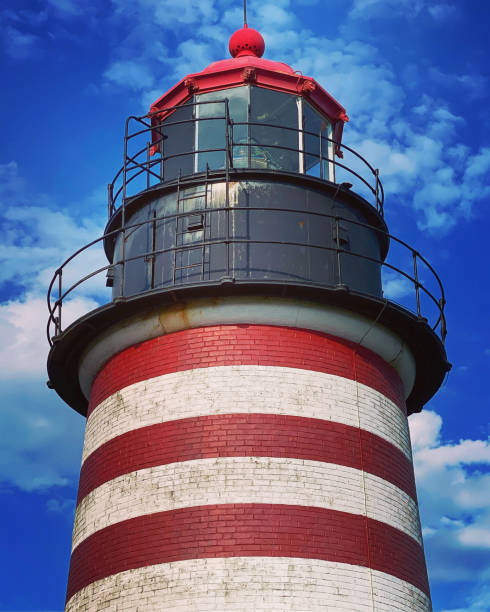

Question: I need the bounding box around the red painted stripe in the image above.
[88,325,405,415]
[77,414,416,504]
[66,504,429,602]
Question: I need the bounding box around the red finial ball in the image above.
[229,25,265,58]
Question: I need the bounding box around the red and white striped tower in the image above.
[47,23,450,612]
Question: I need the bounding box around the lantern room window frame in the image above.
[157,86,335,182]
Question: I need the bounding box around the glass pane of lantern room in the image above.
[161,101,194,181]
[303,101,333,181]
[250,88,299,172]
[195,87,249,173]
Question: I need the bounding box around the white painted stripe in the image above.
[82,365,412,465]
[78,296,416,400]
[72,457,422,552]
[65,556,431,612]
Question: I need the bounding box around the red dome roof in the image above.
[202,54,296,76]
[149,26,348,142]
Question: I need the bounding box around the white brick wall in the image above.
[82,366,412,464]
[72,457,421,551]
[65,557,431,612]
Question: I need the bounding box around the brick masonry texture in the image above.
[65,557,431,612]
[67,325,429,610]
[87,325,405,414]
[72,457,422,552]
[77,413,417,504]
[66,504,429,602]
[82,366,412,465]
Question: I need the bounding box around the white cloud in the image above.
[348,0,426,20]
[410,409,442,452]
[4,25,39,60]
[0,290,88,492]
[409,410,490,586]
[46,0,82,16]
[111,0,218,28]
[464,147,490,180]
[438,583,490,611]
[0,161,109,381]
[0,205,108,301]
[0,163,100,492]
[458,524,490,548]
[0,160,25,195]
[256,3,295,28]
[162,39,217,80]
[0,292,100,380]
[46,497,75,513]
[429,66,487,100]
[0,163,108,306]
[342,98,488,232]
[0,378,84,491]
[348,0,456,21]
[104,60,155,91]
[382,274,413,301]
[428,3,457,21]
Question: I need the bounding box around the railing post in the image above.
[160,134,165,181]
[122,118,129,210]
[150,209,157,289]
[120,228,126,298]
[297,99,304,174]
[146,141,151,190]
[412,251,421,317]
[319,131,323,180]
[107,183,113,219]
[57,268,62,335]
[120,119,130,298]
[335,217,343,286]
[224,100,231,279]
[374,168,380,213]
[440,298,447,342]
[225,100,233,170]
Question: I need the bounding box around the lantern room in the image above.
[149,26,348,182]
[155,84,338,180]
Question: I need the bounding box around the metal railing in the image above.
[47,98,446,348]
[106,99,385,218]
[47,203,446,347]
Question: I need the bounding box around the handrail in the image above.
[47,205,446,347]
[107,99,385,218]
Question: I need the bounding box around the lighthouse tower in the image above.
[47,23,449,612]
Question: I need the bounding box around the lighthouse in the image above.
[47,22,449,612]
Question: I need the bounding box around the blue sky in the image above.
[0,0,489,610]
